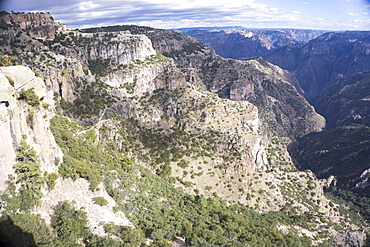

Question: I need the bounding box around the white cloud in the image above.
[348,12,369,15]
[3,0,369,30]
[77,1,100,11]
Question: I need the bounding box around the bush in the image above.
[92,197,109,206]
[51,201,90,245]
[0,53,17,66]
[17,88,40,107]
[13,139,44,211]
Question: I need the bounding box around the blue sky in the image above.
[1,0,369,30]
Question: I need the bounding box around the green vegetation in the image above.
[17,88,40,107]
[0,213,62,247]
[48,114,318,246]
[1,139,44,212]
[50,115,108,190]
[325,187,370,224]
[104,224,146,247]
[92,196,109,206]
[59,81,118,119]
[80,25,157,34]
[291,124,370,194]
[0,52,17,66]
[88,58,111,77]
[51,201,90,245]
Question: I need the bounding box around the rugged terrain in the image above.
[187,26,370,202]
[0,12,368,246]
[265,31,370,103]
[290,72,370,196]
[177,28,326,60]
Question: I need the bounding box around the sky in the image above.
[1,0,369,30]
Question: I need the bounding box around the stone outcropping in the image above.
[0,66,61,191]
[0,12,66,39]
[143,29,325,139]
[0,65,132,234]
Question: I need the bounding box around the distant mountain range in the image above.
[177,28,327,60]
[0,12,369,246]
[181,26,370,197]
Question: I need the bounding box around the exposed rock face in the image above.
[178,28,326,59]
[104,58,186,96]
[0,14,188,125]
[0,14,365,245]
[144,29,324,138]
[336,230,365,247]
[315,72,370,128]
[265,31,370,103]
[290,72,370,193]
[0,66,61,191]
[0,65,133,234]
[0,12,66,39]
[102,99,138,119]
[82,33,156,64]
[0,65,47,97]
[35,178,133,236]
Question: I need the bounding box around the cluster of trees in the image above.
[47,115,320,246]
[0,52,17,66]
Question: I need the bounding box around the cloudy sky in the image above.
[1,0,369,30]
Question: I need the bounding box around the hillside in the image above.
[177,28,326,59]
[290,72,370,196]
[0,12,368,246]
[265,31,370,103]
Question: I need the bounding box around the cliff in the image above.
[290,72,370,194]
[0,66,132,236]
[0,13,367,246]
[265,31,370,103]
[178,28,326,59]
[0,12,66,39]
[143,29,324,139]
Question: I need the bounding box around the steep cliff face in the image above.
[290,72,370,194]
[0,14,367,246]
[315,72,370,128]
[0,12,66,39]
[81,32,156,64]
[265,31,370,103]
[0,66,61,191]
[0,65,132,236]
[0,15,187,119]
[178,28,326,59]
[143,29,324,139]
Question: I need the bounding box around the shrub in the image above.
[13,139,44,211]
[0,52,17,66]
[45,172,59,190]
[18,88,40,107]
[51,201,90,245]
[92,197,109,206]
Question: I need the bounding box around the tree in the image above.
[13,139,44,211]
[51,201,91,245]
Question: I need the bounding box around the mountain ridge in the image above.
[0,12,368,246]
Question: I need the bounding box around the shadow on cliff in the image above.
[0,216,36,247]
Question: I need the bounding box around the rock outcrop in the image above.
[144,29,324,138]
[0,66,61,191]
[0,13,366,246]
[0,65,132,235]
[0,12,66,39]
